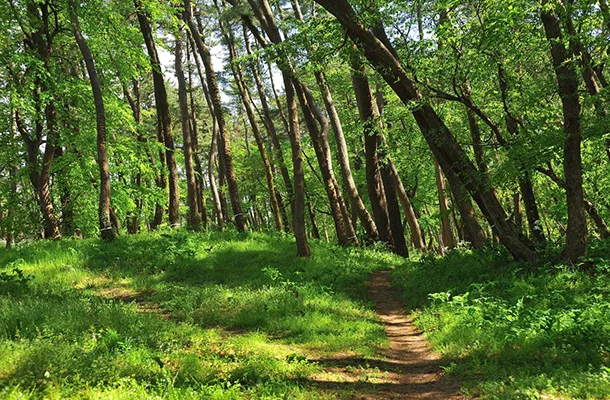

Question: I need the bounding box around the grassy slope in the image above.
[392,243,610,399]
[0,230,398,399]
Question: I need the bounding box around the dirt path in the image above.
[362,269,464,399]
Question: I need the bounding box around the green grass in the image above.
[0,230,397,399]
[392,244,610,399]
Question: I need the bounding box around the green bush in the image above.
[392,245,610,399]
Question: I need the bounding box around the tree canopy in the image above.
[1,0,609,264]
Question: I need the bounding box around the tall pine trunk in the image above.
[136,1,180,227]
[175,29,201,231]
[541,2,587,262]
[69,1,114,239]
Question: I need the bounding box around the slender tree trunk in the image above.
[266,61,290,136]
[175,28,201,231]
[219,14,283,232]
[289,0,375,241]
[435,162,454,252]
[237,0,315,255]
[186,33,223,230]
[496,63,547,246]
[315,71,378,240]
[184,0,245,232]
[350,54,392,243]
[69,1,114,240]
[388,160,425,250]
[6,112,17,248]
[136,1,180,227]
[285,77,311,256]
[541,2,587,262]
[315,0,537,261]
[186,35,207,228]
[294,81,355,245]
[244,26,294,211]
[209,120,225,230]
[381,164,409,257]
[434,145,488,249]
[308,201,321,239]
[376,84,423,253]
[6,167,16,247]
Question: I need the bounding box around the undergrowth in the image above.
[0,230,396,399]
[393,243,610,399]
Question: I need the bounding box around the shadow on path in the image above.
[307,270,466,399]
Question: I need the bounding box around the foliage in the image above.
[0,230,397,399]
[392,241,610,399]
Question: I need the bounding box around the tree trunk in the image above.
[186,36,208,228]
[175,28,201,231]
[39,107,62,240]
[136,0,180,227]
[350,54,392,243]
[388,160,425,250]
[209,120,225,230]
[433,143,488,250]
[497,63,547,247]
[16,3,61,240]
[541,2,587,262]
[243,26,294,221]
[315,0,537,261]
[69,0,114,240]
[381,164,409,257]
[237,0,316,255]
[284,76,311,256]
[294,81,356,245]
[183,0,245,232]
[315,70,379,241]
[219,13,283,231]
[288,0,375,241]
[308,201,321,239]
[434,162,454,252]
[186,33,224,230]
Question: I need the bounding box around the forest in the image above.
[1,0,610,398]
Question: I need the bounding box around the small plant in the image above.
[0,266,32,295]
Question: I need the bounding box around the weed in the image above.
[0,230,395,399]
[392,245,610,399]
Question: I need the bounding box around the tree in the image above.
[183,0,246,233]
[540,0,587,262]
[314,0,537,261]
[136,0,180,228]
[174,27,201,231]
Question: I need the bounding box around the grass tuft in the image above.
[392,244,610,399]
[0,230,397,399]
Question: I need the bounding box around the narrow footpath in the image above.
[362,269,465,399]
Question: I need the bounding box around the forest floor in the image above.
[97,268,463,399]
[362,270,462,399]
[2,231,610,399]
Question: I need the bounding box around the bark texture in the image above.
[136,1,180,227]
[541,2,587,262]
[69,0,114,239]
[315,0,537,261]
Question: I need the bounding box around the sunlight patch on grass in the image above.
[392,246,610,399]
[0,230,397,399]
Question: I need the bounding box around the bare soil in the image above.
[310,269,466,399]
